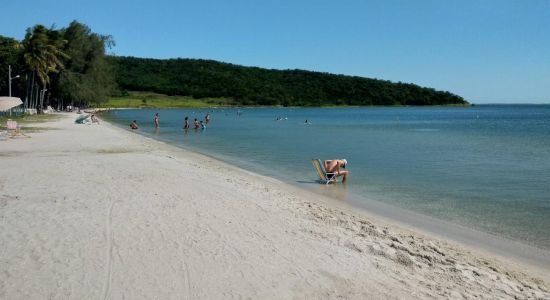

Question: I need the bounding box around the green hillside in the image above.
[108,56,468,106]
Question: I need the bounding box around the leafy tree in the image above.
[22,25,65,87]
[0,36,24,97]
[1,21,115,111]
[108,56,468,106]
[21,25,67,112]
[53,21,116,108]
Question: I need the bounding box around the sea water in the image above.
[103,105,550,250]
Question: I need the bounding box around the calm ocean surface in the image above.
[103,105,550,250]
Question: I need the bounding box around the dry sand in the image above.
[1,113,549,299]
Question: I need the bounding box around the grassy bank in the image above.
[0,113,60,125]
[0,113,61,132]
[103,91,236,108]
[103,91,472,109]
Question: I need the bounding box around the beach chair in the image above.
[75,114,90,124]
[6,119,29,138]
[312,159,337,184]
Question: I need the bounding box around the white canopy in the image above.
[0,97,23,111]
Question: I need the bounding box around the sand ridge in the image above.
[1,113,548,299]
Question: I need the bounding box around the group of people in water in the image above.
[275,116,311,125]
[128,111,349,182]
[130,112,211,131]
[130,111,313,131]
[183,113,209,130]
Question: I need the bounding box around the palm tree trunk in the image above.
[46,91,51,110]
[39,84,47,112]
[29,72,35,109]
[24,74,30,110]
[35,84,40,113]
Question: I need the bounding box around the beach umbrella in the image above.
[0,97,23,111]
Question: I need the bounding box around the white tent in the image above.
[0,97,23,111]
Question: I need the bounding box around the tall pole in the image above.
[8,65,21,115]
[8,65,12,116]
[9,65,12,97]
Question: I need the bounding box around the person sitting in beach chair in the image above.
[312,159,336,184]
[324,159,348,182]
[312,158,348,184]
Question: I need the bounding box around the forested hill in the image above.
[107,56,468,106]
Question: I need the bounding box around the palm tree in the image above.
[22,25,67,112]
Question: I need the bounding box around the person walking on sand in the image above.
[130,120,139,130]
[154,113,160,128]
[324,159,349,182]
[183,116,189,129]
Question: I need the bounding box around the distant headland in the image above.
[108,56,468,107]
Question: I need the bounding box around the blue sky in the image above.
[1,0,549,103]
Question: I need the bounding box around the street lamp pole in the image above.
[8,65,20,97]
[8,65,21,116]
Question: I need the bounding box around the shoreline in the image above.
[103,110,550,272]
[340,192,550,274]
[86,113,550,280]
[1,113,549,298]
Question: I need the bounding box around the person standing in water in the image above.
[183,116,189,129]
[193,118,199,129]
[154,113,160,128]
[205,113,210,124]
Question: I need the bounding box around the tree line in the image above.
[0,21,114,112]
[1,20,468,110]
[108,56,468,106]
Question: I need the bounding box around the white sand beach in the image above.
[1,113,549,299]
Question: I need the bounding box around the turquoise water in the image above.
[103,105,550,250]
